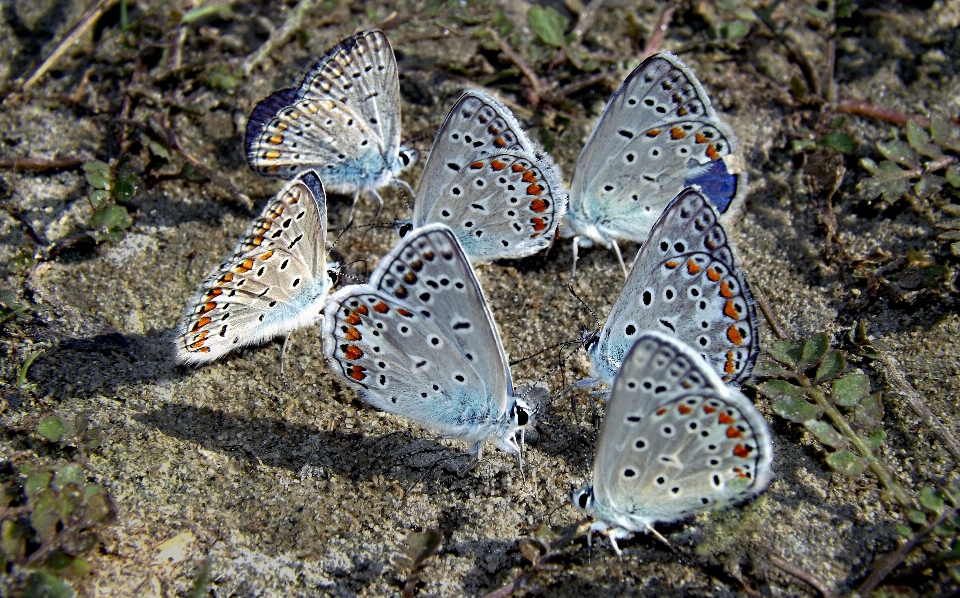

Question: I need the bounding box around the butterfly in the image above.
[245,29,417,214]
[584,186,758,391]
[573,330,773,554]
[322,223,530,457]
[176,170,336,364]
[562,52,746,277]
[408,89,567,261]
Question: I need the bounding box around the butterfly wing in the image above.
[568,53,742,243]
[296,29,401,164]
[322,224,514,436]
[421,151,567,261]
[413,90,537,225]
[177,170,331,364]
[591,187,758,386]
[591,331,773,530]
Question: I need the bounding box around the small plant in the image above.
[81,159,137,243]
[482,521,589,598]
[859,115,960,206]
[0,416,115,596]
[391,528,443,598]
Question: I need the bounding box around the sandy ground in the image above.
[2,0,959,596]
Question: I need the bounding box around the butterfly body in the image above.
[322,224,528,455]
[562,52,744,273]
[176,170,334,364]
[573,331,773,551]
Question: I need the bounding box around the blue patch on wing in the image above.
[684,159,739,213]
[244,88,297,166]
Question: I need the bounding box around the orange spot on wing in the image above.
[512,164,525,173]
[206,288,222,299]
[720,281,734,298]
[678,404,692,415]
[192,317,212,332]
[727,325,744,345]
[707,268,721,282]
[494,137,507,148]
[726,426,744,439]
[345,327,361,341]
[670,127,686,140]
[199,302,216,315]
[703,405,717,414]
[344,345,363,360]
[260,250,274,260]
[403,272,417,284]
[707,144,720,160]
[665,260,680,269]
[263,150,281,160]
[678,106,688,116]
[470,161,484,169]
[656,407,668,416]
[268,135,284,145]
[687,259,702,274]
[348,365,367,381]
[394,285,408,299]
[237,259,254,273]
[531,217,546,232]
[718,412,734,425]
[724,300,739,319]
[373,301,389,314]
[725,351,736,375]
[530,198,547,213]
[646,129,662,137]
[397,308,413,317]
[526,184,541,196]
[695,132,709,144]
[491,160,506,171]
[521,170,536,184]
[733,444,750,458]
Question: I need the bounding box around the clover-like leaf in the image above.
[820,131,855,154]
[798,333,829,371]
[403,529,443,563]
[877,139,919,168]
[90,205,133,232]
[25,470,53,499]
[931,114,960,153]
[1,520,26,563]
[854,393,884,429]
[30,490,61,543]
[759,381,823,422]
[919,487,946,515]
[804,420,848,449]
[753,359,791,378]
[528,6,568,47]
[945,164,960,188]
[52,464,85,491]
[864,426,886,452]
[37,416,66,442]
[832,374,870,407]
[913,173,945,199]
[825,449,867,477]
[767,339,803,368]
[814,350,845,382]
[859,158,912,203]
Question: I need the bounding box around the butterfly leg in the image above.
[571,235,582,281]
[609,239,628,278]
[279,331,294,376]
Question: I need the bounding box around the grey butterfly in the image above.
[409,90,567,261]
[322,223,530,457]
[584,186,758,391]
[573,330,773,553]
[562,52,746,277]
[176,170,335,364]
[245,29,417,212]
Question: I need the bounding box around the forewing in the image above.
[423,151,568,261]
[177,172,330,363]
[594,188,758,386]
[593,332,772,526]
[414,90,536,224]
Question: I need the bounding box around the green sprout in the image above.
[81,159,138,243]
[391,529,443,598]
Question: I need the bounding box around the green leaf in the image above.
[792,139,818,153]
[798,334,829,371]
[90,205,133,232]
[533,524,559,545]
[88,189,109,210]
[832,374,870,407]
[82,161,109,177]
[919,487,945,514]
[854,393,884,429]
[180,4,232,24]
[896,523,912,537]
[814,350,845,382]
[913,173,944,198]
[528,6,568,47]
[492,8,513,36]
[403,529,442,563]
[906,119,942,159]
[1,520,25,562]
[876,139,918,168]
[52,464,85,491]
[31,490,61,543]
[752,359,790,377]
[806,7,830,19]
[819,131,855,154]
[204,64,240,91]
[864,426,886,451]
[23,572,75,598]
[825,449,867,476]
[930,114,960,153]
[767,339,803,368]
[770,397,824,425]
[859,158,912,203]
[113,171,138,203]
[180,163,209,183]
[723,20,750,39]
[908,509,928,525]
[37,416,66,442]
[25,471,53,498]
[945,164,960,188]
[836,0,857,19]
[804,420,847,449]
